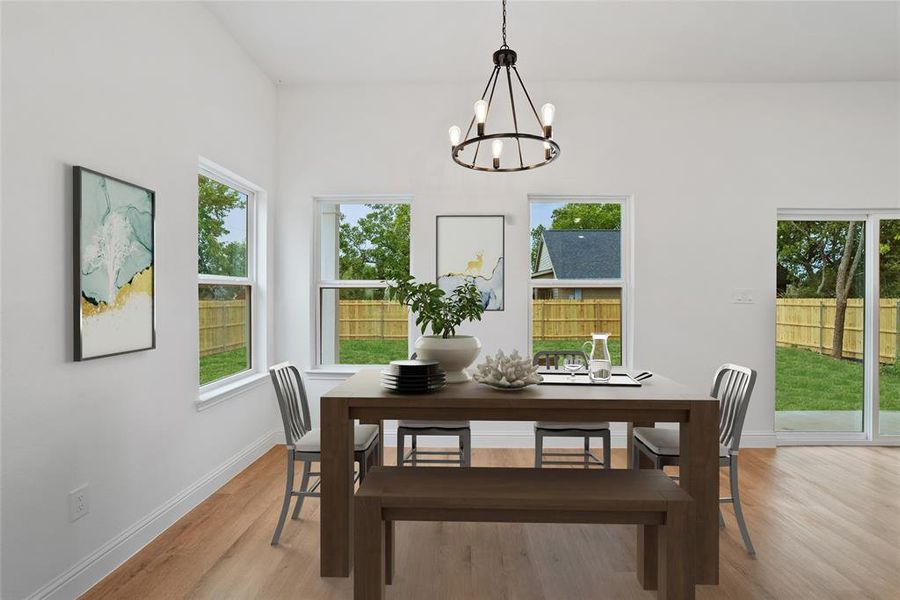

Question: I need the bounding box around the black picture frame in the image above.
[435,214,505,312]
[73,166,157,361]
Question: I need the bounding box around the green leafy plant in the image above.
[385,274,485,338]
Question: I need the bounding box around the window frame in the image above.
[527,194,634,368]
[313,195,413,370]
[197,158,265,395]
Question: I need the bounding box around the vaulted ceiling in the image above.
[206,1,899,84]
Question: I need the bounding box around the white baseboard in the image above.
[740,431,777,448]
[25,429,281,600]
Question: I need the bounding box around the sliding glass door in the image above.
[776,212,900,443]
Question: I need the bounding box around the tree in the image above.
[198,175,247,276]
[549,203,621,230]
[530,224,545,271]
[831,222,865,359]
[338,204,410,281]
[777,220,866,360]
[880,219,900,296]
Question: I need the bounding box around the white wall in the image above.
[276,81,899,447]
[1,3,279,598]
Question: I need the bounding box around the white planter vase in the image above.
[414,335,482,383]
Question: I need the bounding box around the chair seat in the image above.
[634,427,729,458]
[535,421,610,431]
[398,420,470,430]
[295,424,379,453]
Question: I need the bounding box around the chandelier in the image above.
[448,0,559,172]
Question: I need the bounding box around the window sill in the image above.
[304,367,363,381]
[195,372,269,411]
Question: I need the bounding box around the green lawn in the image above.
[776,346,900,411]
[338,339,409,364]
[200,347,248,385]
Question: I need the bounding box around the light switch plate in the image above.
[732,289,755,304]
[69,484,90,522]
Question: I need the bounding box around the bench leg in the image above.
[636,524,658,590]
[658,502,694,600]
[353,496,384,600]
[385,520,394,585]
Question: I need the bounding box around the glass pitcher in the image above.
[582,333,612,383]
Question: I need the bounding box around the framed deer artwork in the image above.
[73,166,156,360]
[435,214,505,311]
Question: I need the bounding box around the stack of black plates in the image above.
[381,359,446,393]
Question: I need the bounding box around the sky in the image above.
[219,191,248,244]
[530,202,563,231]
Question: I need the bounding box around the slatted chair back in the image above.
[532,350,589,370]
[711,364,757,454]
[269,362,313,448]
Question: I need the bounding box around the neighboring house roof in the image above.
[534,230,621,279]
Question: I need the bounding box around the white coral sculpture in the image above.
[473,349,543,389]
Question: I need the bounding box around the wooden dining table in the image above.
[319,368,720,587]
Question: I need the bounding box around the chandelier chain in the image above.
[501,0,508,48]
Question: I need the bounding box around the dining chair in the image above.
[532,350,611,469]
[396,353,472,467]
[268,362,379,545]
[631,363,757,555]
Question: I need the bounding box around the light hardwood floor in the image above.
[81,446,900,600]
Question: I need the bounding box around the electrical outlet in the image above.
[732,289,756,304]
[69,485,90,522]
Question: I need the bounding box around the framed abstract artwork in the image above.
[73,166,156,360]
[436,214,505,311]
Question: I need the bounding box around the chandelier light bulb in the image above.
[491,139,503,169]
[541,103,556,137]
[543,141,552,160]
[474,99,489,135]
[474,99,489,123]
[449,125,462,147]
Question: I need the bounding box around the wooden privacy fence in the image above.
[533,299,622,341]
[337,300,408,340]
[776,298,900,364]
[199,300,248,357]
[202,297,899,363]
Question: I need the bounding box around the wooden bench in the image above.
[353,466,694,600]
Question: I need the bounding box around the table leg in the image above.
[636,523,658,590]
[659,498,694,600]
[680,402,719,585]
[353,495,385,599]
[321,398,353,577]
[627,420,656,469]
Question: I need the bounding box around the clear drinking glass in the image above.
[589,359,612,384]
[563,355,583,380]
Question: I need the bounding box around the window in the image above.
[316,198,411,366]
[198,164,257,386]
[529,196,631,366]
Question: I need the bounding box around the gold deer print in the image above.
[465,251,484,275]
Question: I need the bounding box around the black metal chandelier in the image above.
[448,0,559,172]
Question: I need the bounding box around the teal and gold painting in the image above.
[74,167,155,360]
